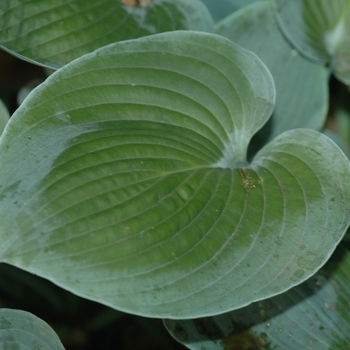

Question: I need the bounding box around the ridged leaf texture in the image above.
[270,0,350,86]
[0,31,349,318]
[0,308,64,349]
[0,0,213,68]
[165,243,350,349]
[215,1,328,142]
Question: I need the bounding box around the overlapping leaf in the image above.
[0,308,65,349]
[165,243,350,350]
[323,129,350,160]
[270,0,350,86]
[0,0,213,68]
[0,31,349,319]
[199,0,259,22]
[199,0,237,22]
[215,1,328,142]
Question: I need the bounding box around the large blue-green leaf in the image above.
[270,0,350,86]
[215,1,328,142]
[0,0,213,69]
[164,243,350,349]
[0,31,349,319]
[0,308,64,349]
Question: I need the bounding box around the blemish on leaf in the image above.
[221,322,274,350]
[324,303,331,310]
[297,251,323,270]
[290,268,305,281]
[123,0,152,7]
[239,168,263,193]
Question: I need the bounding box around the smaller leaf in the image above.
[199,0,244,22]
[215,1,328,142]
[323,129,350,160]
[0,308,65,349]
[0,0,213,68]
[164,243,350,350]
[270,0,350,86]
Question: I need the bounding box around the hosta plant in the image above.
[0,0,350,349]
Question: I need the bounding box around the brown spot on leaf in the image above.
[123,0,152,7]
[238,168,263,193]
[222,323,273,350]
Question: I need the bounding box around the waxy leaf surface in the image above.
[0,0,212,68]
[165,244,350,349]
[0,308,64,349]
[271,0,350,86]
[0,32,349,319]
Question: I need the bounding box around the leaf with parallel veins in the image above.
[0,31,349,319]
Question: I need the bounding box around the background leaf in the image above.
[199,0,260,22]
[270,0,350,86]
[199,0,237,22]
[215,1,328,143]
[323,129,350,160]
[0,0,213,69]
[0,31,349,319]
[0,308,65,349]
[164,243,350,350]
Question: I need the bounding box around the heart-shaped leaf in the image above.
[0,308,64,349]
[270,0,350,86]
[0,31,349,319]
[0,0,213,69]
[215,1,328,142]
[164,243,350,349]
